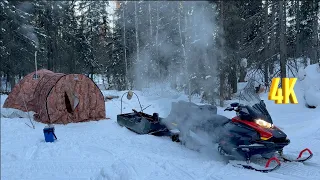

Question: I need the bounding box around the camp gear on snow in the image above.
[104,95,120,101]
[43,125,57,142]
[120,91,143,114]
[117,109,169,134]
[3,69,106,124]
[117,91,178,139]
[127,90,133,100]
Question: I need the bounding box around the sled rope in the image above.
[46,125,58,140]
[53,131,57,140]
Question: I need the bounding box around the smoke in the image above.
[16,1,39,49]
[120,1,224,156]
[162,101,227,159]
[119,1,227,157]
[127,1,219,95]
[20,24,39,49]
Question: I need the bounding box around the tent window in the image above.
[65,92,73,113]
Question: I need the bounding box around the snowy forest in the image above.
[1,0,319,106]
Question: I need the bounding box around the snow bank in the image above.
[298,63,320,108]
[1,95,35,118]
[1,108,35,118]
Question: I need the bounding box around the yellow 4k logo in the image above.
[268,78,298,104]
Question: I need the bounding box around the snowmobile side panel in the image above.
[221,122,260,144]
[231,117,273,140]
[219,120,290,159]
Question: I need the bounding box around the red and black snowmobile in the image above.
[116,82,313,173]
[217,100,313,172]
[163,79,314,172]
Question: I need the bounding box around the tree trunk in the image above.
[263,0,269,88]
[184,4,191,102]
[311,0,319,64]
[238,19,246,83]
[0,73,2,91]
[10,74,15,91]
[122,3,128,89]
[219,0,225,107]
[5,72,9,92]
[178,2,188,93]
[146,1,152,88]
[269,2,276,76]
[134,2,140,65]
[148,2,152,38]
[239,67,246,82]
[230,62,237,93]
[295,0,301,59]
[279,1,287,79]
[46,2,53,71]
[156,1,160,79]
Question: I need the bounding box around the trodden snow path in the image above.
[1,89,320,180]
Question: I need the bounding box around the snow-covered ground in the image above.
[1,80,320,180]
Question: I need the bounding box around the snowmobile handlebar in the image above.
[224,102,244,112]
[224,107,234,111]
[224,106,241,112]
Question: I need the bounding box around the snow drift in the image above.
[1,108,35,118]
[297,63,320,108]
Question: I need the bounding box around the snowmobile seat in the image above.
[162,101,218,130]
[195,114,230,133]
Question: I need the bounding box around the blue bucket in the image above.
[43,125,56,143]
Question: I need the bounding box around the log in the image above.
[104,95,120,101]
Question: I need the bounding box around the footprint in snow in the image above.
[91,160,138,180]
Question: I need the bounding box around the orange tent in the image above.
[3,69,106,124]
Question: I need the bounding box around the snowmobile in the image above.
[163,79,313,172]
[217,100,313,172]
[116,83,314,173]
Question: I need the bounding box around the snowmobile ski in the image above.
[148,129,166,135]
[279,148,313,163]
[230,157,281,173]
[219,146,281,173]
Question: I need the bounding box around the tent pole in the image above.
[35,51,38,79]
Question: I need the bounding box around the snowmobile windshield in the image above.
[252,101,273,123]
[236,79,262,106]
[239,104,273,124]
[235,79,273,123]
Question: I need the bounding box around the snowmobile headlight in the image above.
[254,119,273,129]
